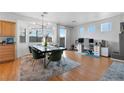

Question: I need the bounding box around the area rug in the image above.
[100,61,124,81]
[18,56,80,81]
[75,51,99,58]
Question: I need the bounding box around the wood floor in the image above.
[0,51,112,81]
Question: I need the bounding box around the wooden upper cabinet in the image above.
[0,21,15,36]
[11,23,16,36]
[0,21,2,36]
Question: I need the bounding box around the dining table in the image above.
[31,44,67,68]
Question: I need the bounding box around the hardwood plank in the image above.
[0,51,112,81]
[49,51,112,81]
[0,59,20,81]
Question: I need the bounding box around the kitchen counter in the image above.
[0,43,15,46]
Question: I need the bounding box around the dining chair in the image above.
[46,50,63,67]
[25,46,33,62]
[31,47,46,71]
[29,46,32,53]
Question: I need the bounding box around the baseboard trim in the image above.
[111,58,124,63]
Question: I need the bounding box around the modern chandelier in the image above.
[41,14,44,33]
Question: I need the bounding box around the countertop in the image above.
[0,44,15,46]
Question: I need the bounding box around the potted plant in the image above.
[44,33,49,47]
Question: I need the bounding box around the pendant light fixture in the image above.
[41,14,44,34]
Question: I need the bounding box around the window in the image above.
[29,28,43,42]
[47,29,53,42]
[80,27,84,33]
[60,28,65,37]
[29,27,53,43]
[59,28,66,47]
[101,22,112,32]
[88,24,95,32]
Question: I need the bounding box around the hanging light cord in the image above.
[41,14,44,33]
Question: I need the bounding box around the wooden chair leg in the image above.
[25,54,32,62]
[32,60,35,67]
[32,59,34,66]
[33,60,36,71]
[46,61,51,68]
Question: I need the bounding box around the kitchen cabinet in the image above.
[0,21,16,36]
[0,21,1,35]
[0,44,15,62]
[0,20,16,62]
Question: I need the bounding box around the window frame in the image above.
[29,28,43,43]
[88,24,95,32]
[79,26,84,33]
[101,22,112,32]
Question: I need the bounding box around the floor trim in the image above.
[111,58,124,63]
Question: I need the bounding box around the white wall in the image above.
[2,12,122,57]
[16,20,60,58]
[70,15,122,52]
[0,12,72,58]
[16,20,30,57]
[65,27,72,49]
[16,21,72,57]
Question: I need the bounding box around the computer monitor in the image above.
[78,38,84,43]
[89,39,94,43]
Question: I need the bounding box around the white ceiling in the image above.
[14,12,122,27]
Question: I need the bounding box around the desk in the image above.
[101,47,109,57]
